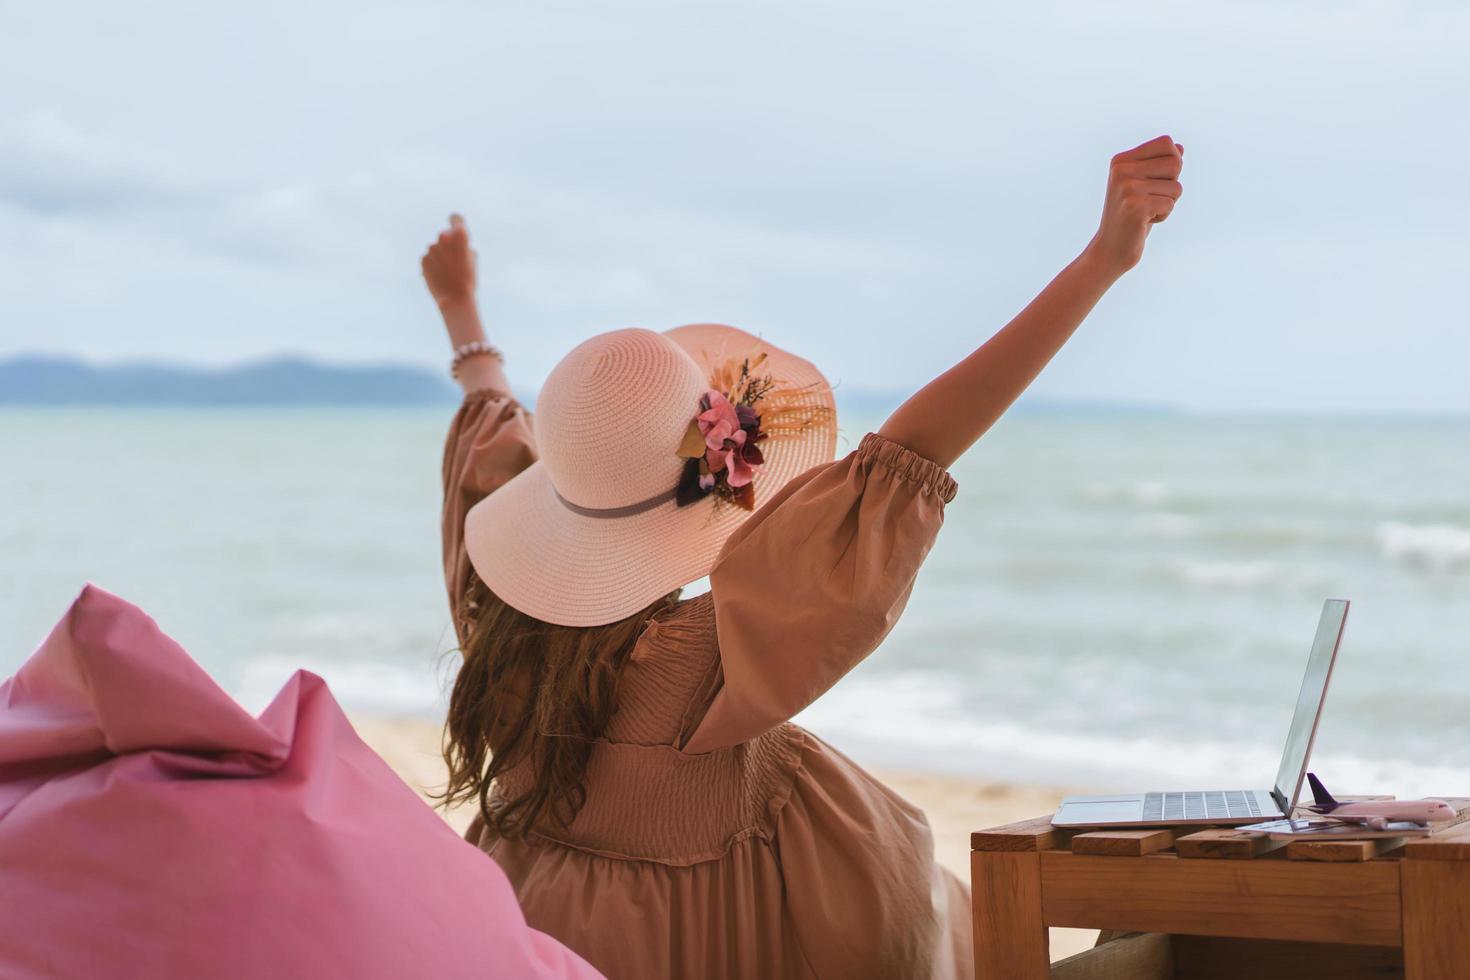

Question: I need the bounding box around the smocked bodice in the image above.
[494,594,805,865]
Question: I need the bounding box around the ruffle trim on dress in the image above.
[856,432,959,504]
[638,591,716,646]
[630,594,715,678]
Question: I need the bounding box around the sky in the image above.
[1,0,1467,412]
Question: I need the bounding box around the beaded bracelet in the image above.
[450,340,504,379]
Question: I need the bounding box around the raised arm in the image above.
[878,135,1185,467]
[422,215,539,631]
[422,213,511,395]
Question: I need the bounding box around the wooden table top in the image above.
[972,796,1470,865]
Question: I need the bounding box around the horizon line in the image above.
[3,351,1469,418]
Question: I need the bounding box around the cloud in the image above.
[0,108,941,381]
[0,109,201,216]
[0,109,934,307]
[0,0,1468,410]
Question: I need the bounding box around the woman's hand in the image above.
[1085,135,1184,278]
[421,214,507,393]
[422,213,478,312]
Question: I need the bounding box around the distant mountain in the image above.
[0,355,459,405]
[0,354,1177,414]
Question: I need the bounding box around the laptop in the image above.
[1052,598,1349,828]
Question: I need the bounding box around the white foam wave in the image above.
[1084,480,1173,507]
[233,654,450,717]
[1137,513,1197,538]
[798,672,1470,800]
[1378,522,1470,571]
[1173,559,1281,589]
[1133,481,1171,506]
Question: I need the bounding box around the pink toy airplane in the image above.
[1302,773,1457,830]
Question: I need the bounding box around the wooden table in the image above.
[971,802,1470,979]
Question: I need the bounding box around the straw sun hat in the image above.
[464,323,837,627]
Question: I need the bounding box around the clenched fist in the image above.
[421,213,477,310]
[1088,135,1184,276]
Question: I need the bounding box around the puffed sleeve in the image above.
[441,388,538,631]
[681,432,958,754]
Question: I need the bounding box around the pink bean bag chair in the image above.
[0,585,603,980]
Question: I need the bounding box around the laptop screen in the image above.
[1272,599,1350,811]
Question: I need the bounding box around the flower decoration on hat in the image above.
[675,352,832,512]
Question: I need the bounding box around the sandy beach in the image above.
[353,714,1099,963]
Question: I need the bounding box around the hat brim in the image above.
[464,323,836,627]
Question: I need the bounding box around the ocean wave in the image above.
[1136,513,1197,538]
[233,653,451,717]
[1172,560,1281,589]
[1084,480,1173,507]
[1378,522,1470,572]
[798,671,1470,799]
[221,655,1470,801]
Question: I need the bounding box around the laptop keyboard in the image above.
[1142,791,1262,821]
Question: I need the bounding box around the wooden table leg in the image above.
[972,849,1049,979]
[1403,857,1470,980]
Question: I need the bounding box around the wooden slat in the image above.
[1040,851,1402,946]
[971,815,1062,853]
[1269,796,1470,863]
[1176,828,1288,860]
[1049,932,1172,980]
[1402,820,1470,862]
[1287,837,1406,863]
[971,849,1049,979]
[1170,936,1402,979]
[1403,858,1470,979]
[1070,829,1175,857]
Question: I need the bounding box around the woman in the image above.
[424,135,1184,979]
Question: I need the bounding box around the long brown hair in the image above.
[439,576,680,839]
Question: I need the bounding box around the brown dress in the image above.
[443,389,973,980]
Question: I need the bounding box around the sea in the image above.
[4,405,1469,799]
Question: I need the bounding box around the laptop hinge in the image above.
[1270,787,1289,815]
